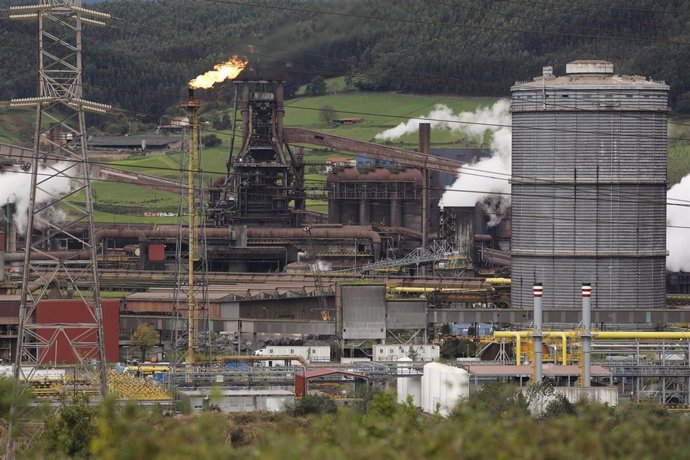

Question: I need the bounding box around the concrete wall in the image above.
[181,389,294,413]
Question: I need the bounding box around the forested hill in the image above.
[2,0,690,122]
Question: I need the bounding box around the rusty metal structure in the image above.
[208,80,304,227]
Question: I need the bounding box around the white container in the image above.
[396,357,422,407]
[254,346,330,366]
[421,362,469,416]
[373,344,440,362]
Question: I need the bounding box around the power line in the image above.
[5,96,690,211]
[1,149,689,213]
[4,95,690,206]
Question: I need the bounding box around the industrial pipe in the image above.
[94,228,146,244]
[390,287,489,293]
[3,251,92,262]
[533,283,543,384]
[379,226,424,239]
[582,284,592,387]
[492,330,690,340]
[246,226,382,260]
[494,329,690,368]
[494,330,576,366]
[594,332,690,339]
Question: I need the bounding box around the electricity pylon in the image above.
[6,4,111,455]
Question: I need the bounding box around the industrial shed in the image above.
[295,368,368,398]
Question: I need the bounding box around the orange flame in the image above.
[189,56,248,89]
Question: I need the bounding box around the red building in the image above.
[35,299,120,364]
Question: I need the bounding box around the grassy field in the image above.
[108,143,230,182]
[0,106,34,145]
[66,180,185,224]
[4,89,690,221]
[285,92,498,147]
[70,206,181,224]
[295,76,349,96]
[97,91,499,214]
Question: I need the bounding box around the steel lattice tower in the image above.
[8,1,111,393]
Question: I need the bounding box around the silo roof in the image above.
[512,74,669,91]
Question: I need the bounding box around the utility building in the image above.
[511,61,669,309]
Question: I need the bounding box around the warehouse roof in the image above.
[88,135,182,149]
[299,368,368,380]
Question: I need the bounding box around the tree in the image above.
[43,394,97,459]
[202,133,221,148]
[285,394,337,416]
[319,105,336,126]
[305,75,327,96]
[131,323,157,361]
[212,112,231,130]
[440,338,476,358]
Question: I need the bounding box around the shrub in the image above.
[286,395,337,416]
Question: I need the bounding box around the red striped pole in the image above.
[533,283,543,384]
[582,283,592,387]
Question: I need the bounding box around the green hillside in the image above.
[3,0,690,121]
[285,92,496,146]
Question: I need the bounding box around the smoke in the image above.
[375,100,511,141]
[667,174,690,271]
[374,100,512,226]
[0,162,73,233]
[311,260,332,272]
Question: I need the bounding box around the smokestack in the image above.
[581,283,592,387]
[419,123,430,249]
[533,283,543,384]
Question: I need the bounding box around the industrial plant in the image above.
[2,4,690,446]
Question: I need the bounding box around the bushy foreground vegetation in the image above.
[2,381,690,459]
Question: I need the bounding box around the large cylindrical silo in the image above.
[511,61,668,309]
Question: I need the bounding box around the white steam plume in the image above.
[311,260,332,272]
[0,162,73,233]
[375,100,512,226]
[667,174,690,271]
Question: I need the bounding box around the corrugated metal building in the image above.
[511,61,668,309]
[35,299,120,363]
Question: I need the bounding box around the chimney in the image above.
[533,283,543,384]
[581,283,592,387]
[418,123,431,249]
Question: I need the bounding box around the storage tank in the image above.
[396,357,422,407]
[420,362,469,416]
[511,61,669,309]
